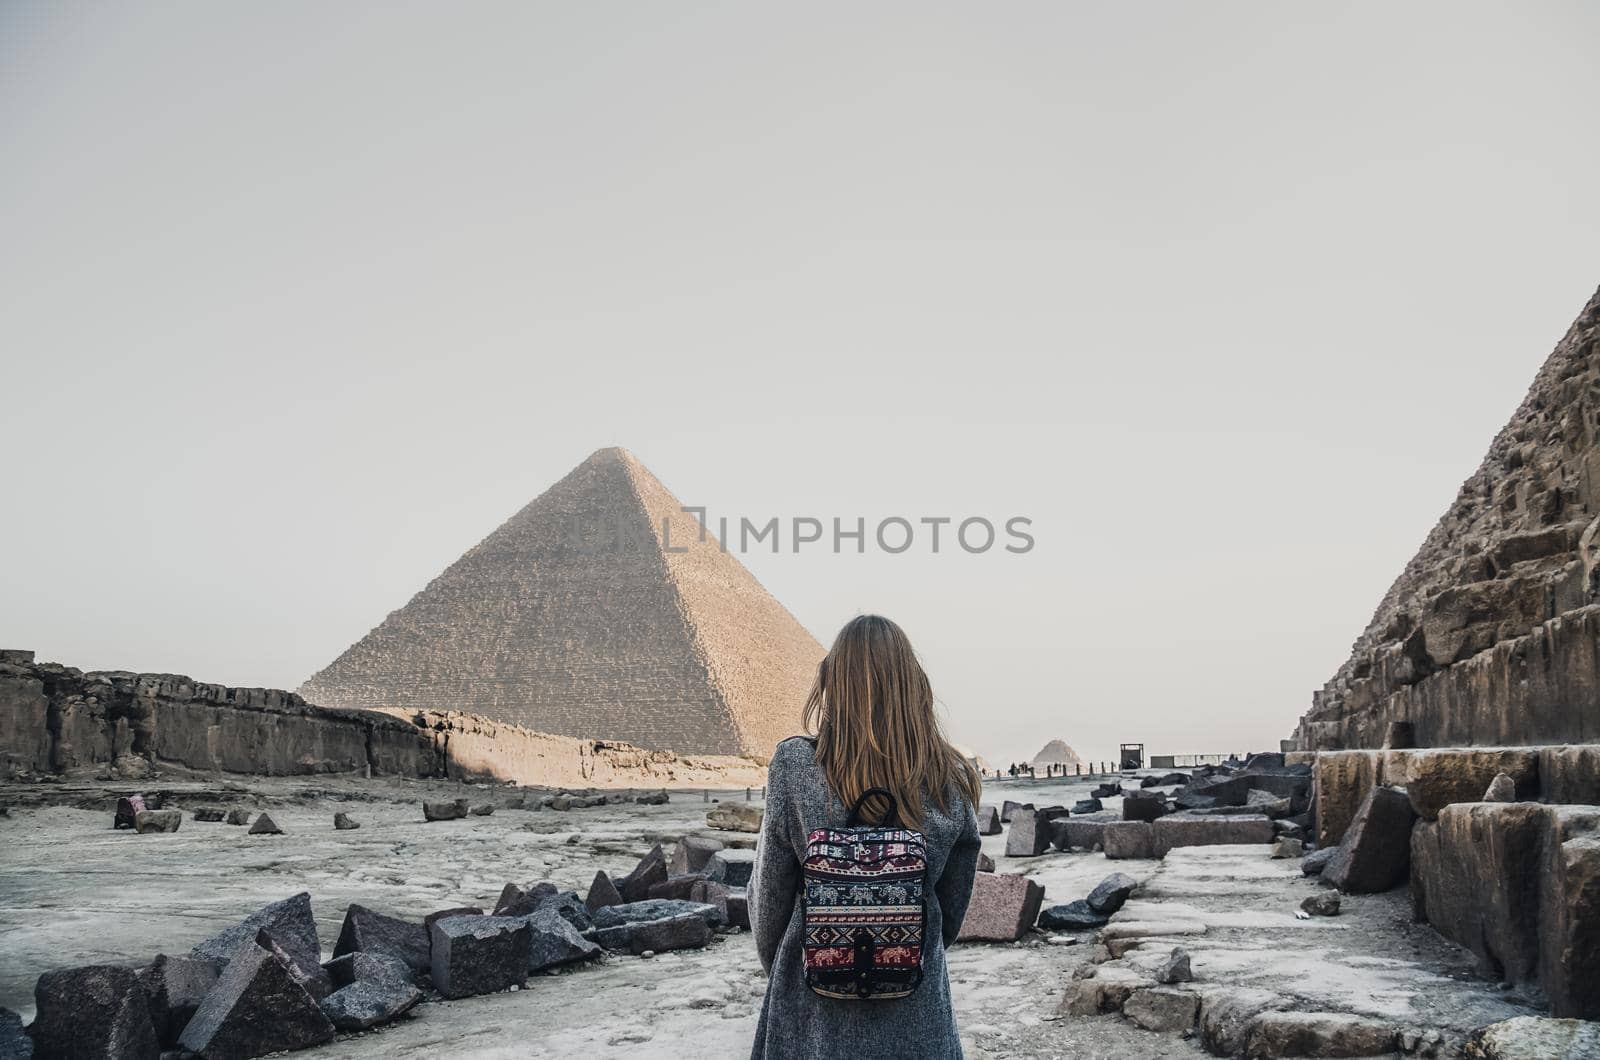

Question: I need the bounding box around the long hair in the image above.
[801,614,981,830]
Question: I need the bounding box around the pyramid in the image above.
[299,448,824,758]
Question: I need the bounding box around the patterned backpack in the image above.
[801,787,928,1000]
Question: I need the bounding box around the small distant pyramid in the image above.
[1030,739,1081,771]
[299,448,824,758]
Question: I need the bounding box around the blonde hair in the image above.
[801,614,981,830]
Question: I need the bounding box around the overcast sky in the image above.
[3,3,1597,767]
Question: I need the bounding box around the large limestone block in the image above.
[1466,1016,1600,1059]
[1539,828,1600,1019]
[0,671,52,774]
[1324,786,1415,894]
[1102,821,1154,860]
[1241,1011,1398,1058]
[1151,813,1273,858]
[1313,751,1383,848]
[1405,748,1541,820]
[1539,745,1600,805]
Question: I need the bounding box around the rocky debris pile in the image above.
[11,828,761,1058]
[1037,872,1137,933]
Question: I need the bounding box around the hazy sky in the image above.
[3,3,1597,767]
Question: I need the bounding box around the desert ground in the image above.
[0,772,1535,1059]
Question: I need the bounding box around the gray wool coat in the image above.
[749,736,982,1060]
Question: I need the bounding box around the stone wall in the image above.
[0,650,763,789]
[1292,287,1600,751]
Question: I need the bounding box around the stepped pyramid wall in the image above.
[299,448,823,759]
[1294,287,1600,750]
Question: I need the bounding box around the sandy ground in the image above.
[0,773,1537,1058]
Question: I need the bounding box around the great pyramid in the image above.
[299,448,824,759]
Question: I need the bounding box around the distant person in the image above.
[750,614,983,1060]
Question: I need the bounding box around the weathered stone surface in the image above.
[333,811,359,830]
[1000,800,1033,823]
[1240,1011,1398,1059]
[1406,748,1540,819]
[1484,772,1517,801]
[957,873,1044,942]
[423,906,483,931]
[590,899,722,929]
[1122,985,1198,1033]
[1540,826,1600,1019]
[1182,775,1251,807]
[1036,900,1107,930]
[976,852,995,872]
[319,977,422,1031]
[669,836,724,875]
[1271,837,1304,859]
[687,879,731,924]
[1152,813,1273,858]
[1053,816,1112,852]
[429,916,531,999]
[245,812,282,835]
[332,904,430,977]
[1121,790,1169,822]
[423,799,469,822]
[1301,892,1341,917]
[493,882,557,917]
[588,911,714,954]
[1072,798,1103,815]
[1465,1016,1600,1059]
[193,807,226,822]
[1199,988,1291,1056]
[0,1007,28,1060]
[179,943,335,1059]
[530,889,591,932]
[1540,746,1600,805]
[224,808,251,826]
[469,803,495,816]
[1324,786,1415,893]
[976,805,1002,835]
[1004,809,1054,857]
[706,803,762,833]
[297,448,825,757]
[1086,872,1137,915]
[646,874,708,901]
[1058,965,1152,1016]
[31,965,160,1060]
[705,848,754,887]
[324,951,412,990]
[617,843,669,901]
[130,809,181,834]
[190,893,325,990]
[523,907,602,971]
[137,954,221,1046]
[584,870,624,912]
[1102,821,1155,860]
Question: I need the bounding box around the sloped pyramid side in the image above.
[1295,285,1600,748]
[622,453,826,760]
[299,448,823,757]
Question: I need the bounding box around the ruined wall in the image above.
[1293,287,1600,751]
[0,650,763,788]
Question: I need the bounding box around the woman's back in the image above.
[749,737,981,1059]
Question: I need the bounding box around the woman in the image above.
[750,614,983,1059]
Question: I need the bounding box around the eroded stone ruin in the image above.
[300,447,823,759]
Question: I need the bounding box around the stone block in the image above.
[1467,1016,1600,1059]
[687,879,731,923]
[32,965,159,1060]
[1058,965,1151,1015]
[706,848,754,887]
[428,915,531,999]
[225,809,251,826]
[178,943,335,1059]
[1313,749,1415,848]
[0,1007,27,1060]
[1103,821,1155,860]
[1240,1011,1398,1058]
[190,893,326,993]
[1087,872,1137,914]
[1037,900,1106,930]
[193,807,226,822]
[725,888,750,930]
[1000,800,1033,823]
[589,912,713,954]
[1405,748,1541,820]
[590,899,722,930]
[134,809,182,834]
[976,805,1002,834]
[1072,798,1103,815]
[705,803,762,832]
[1054,816,1111,851]
[584,870,624,912]
[319,976,422,1031]
[955,872,1044,942]
[647,874,709,901]
[1302,847,1335,876]
[323,951,412,990]
[1123,985,1199,1033]
[137,954,221,1046]
[617,843,669,901]
[1122,790,1169,822]
[1198,988,1292,1056]
[246,812,282,835]
[1324,787,1415,894]
[524,907,602,971]
[1005,809,1053,857]
[669,836,724,875]
[333,812,359,830]
[332,904,430,977]
[423,798,469,821]
[1539,746,1600,805]
[1151,813,1273,858]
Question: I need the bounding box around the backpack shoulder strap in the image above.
[846,787,899,828]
